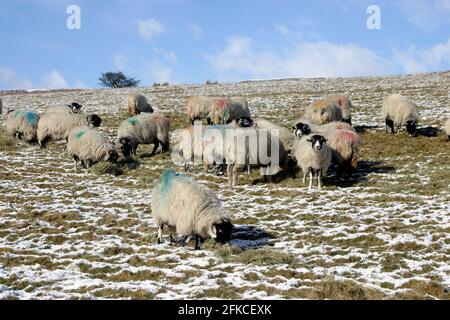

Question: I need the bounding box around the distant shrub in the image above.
[162,82,169,86]
[153,83,161,87]
[206,80,219,85]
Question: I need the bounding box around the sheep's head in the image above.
[306,135,327,151]
[406,120,417,136]
[118,137,133,157]
[69,102,83,113]
[292,122,311,138]
[88,115,102,127]
[147,104,154,113]
[209,219,233,244]
[106,150,119,163]
[237,117,253,128]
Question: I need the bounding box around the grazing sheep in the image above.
[445,119,450,140]
[301,99,343,125]
[128,93,153,116]
[67,126,118,169]
[254,118,295,153]
[151,169,233,250]
[186,96,252,125]
[328,95,353,124]
[6,110,40,143]
[382,94,419,135]
[45,102,83,114]
[225,127,288,187]
[116,113,170,157]
[292,121,360,171]
[37,113,102,148]
[293,134,332,190]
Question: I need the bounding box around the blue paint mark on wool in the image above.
[128,117,139,126]
[76,131,85,139]
[24,112,39,125]
[159,169,189,200]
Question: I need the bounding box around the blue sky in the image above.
[1,0,450,89]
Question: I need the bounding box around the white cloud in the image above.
[396,0,450,31]
[137,18,165,40]
[0,66,33,89]
[205,36,387,81]
[41,70,68,89]
[112,52,128,70]
[187,21,203,39]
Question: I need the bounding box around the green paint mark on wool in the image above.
[158,169,189,199]
[76,131,86,139]
[128,117,139,126]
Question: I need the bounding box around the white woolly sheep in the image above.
[151,169,233,250]
[445,119,450,141]
[128,93,153,117]
[382,94,419,135]
[225,127,288,187]
[293,134,332,190]
[186,96,251,125]
[292,121,360,171]
[6,110,40,143]
[45,102,83,114]
[116,113,170,157]
[301,99,343,125]
[328,95,353,124]
[37,112,102,148]
[67,126,118,169]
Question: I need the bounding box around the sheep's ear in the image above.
[208,225,217,239]
[306,138,312,142]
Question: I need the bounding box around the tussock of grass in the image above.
[216,247,298,266]
[307,279,385,300]
[90,161,123,176]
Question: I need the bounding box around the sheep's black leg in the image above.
[85,159,92,169]
[161,142,170,153]
[157,225,163,244]
[73,155,79,169]
[194,235,201,250]
[207,118,212,125]
[150,141,160,156]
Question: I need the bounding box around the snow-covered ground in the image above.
[0,72,449,299]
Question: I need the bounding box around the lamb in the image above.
[445,119,450,140]
[292,121,361,170]
[151,169,233,250]
[382,94,419,135]
[328,95,353,124]
[6,110,40,143]
[254,118,296,152]
[45,102,83,114]
[66,126,118,169]
[293,134,332,190]
[37,113,102,148]
[127,93,153,116]
[225,127,288,187]
[116,113,170,157]
[300,99,343,125]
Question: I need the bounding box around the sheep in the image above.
[293,134,332,190]
[300,99,343,125]
[382,94,419,136]
[151,169,232,250]
[67,126,118,169]
[208,97,252,125]
[328,95,353,124]
[186,96,252,125]
[127,93,153,116]
[254,118,296,152]
[116,113,170,158]
[45,102,83,114]
[6,110,40,143]
[445,119,450,141]
[225,127,288,187]
[37,113,102,148]
[292,121,361,171]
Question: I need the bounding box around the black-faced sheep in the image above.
[382,94,419,136]
[37,113,102,148]
[6,110,40,143]
[151,169,232,250]
[116,113,170,158]
[300,99,343,125]
[128,93,153,117]
[66,126,118,169]
[293,134,332,190]
[45,102,83,114]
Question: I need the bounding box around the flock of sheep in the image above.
[1,92,449,250]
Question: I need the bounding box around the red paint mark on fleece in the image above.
[214,99,227,108]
